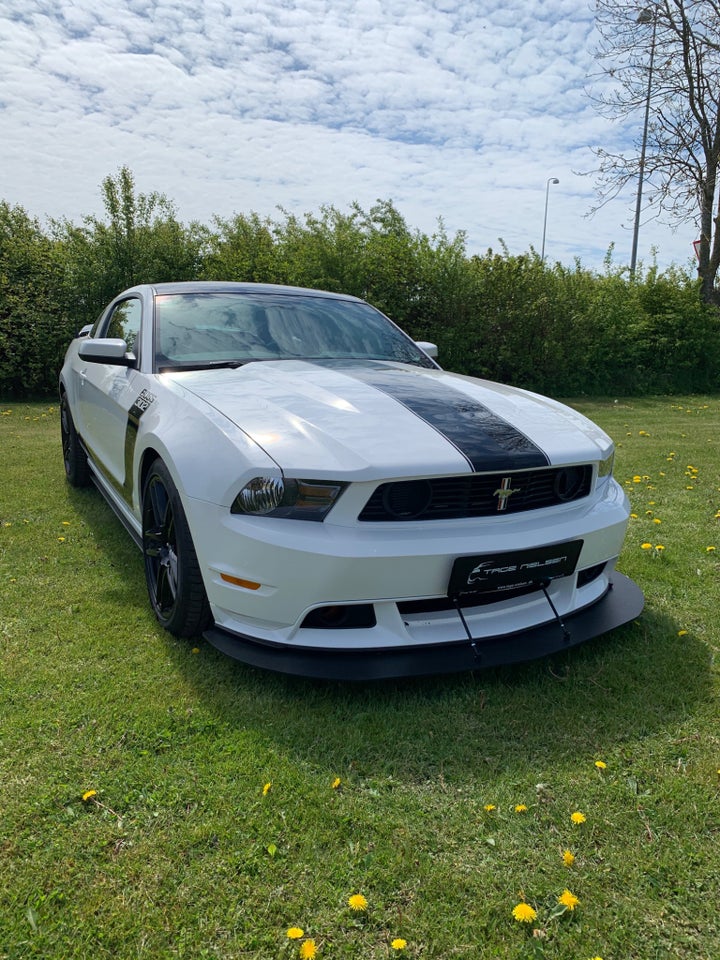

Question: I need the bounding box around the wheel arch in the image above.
[139,446,163,504]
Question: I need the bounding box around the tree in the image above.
[591,0,720,303]
[56,166,203,323]
[0,202,67,396]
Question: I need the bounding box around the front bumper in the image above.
[190,478,632,648]
[203,572,644,680]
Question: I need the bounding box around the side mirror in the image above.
[79,338,135,367]
[415,341,438,359]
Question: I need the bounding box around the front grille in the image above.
[358,465,593,521]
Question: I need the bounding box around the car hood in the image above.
[169,360,612,479]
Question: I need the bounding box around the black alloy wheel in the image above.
[60,392,91,487]
[142,459,211,637]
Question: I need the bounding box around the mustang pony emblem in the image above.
[493,477,522,511]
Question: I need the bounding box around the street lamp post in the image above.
[541,177,559,261]
[630,5,658,277]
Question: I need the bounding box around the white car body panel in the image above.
[59,282,643,678]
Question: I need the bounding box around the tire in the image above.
[60,392,91,487]
[142,459,212,637]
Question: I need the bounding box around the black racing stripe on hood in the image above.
[323,361,550,472]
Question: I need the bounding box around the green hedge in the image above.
[1,171,718,399]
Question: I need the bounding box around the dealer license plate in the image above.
[448,541,584,599]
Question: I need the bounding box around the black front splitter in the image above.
[203,573,644,681]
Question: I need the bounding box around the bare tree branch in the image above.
[590,0,720,301]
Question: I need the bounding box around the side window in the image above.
[104,298,142,355]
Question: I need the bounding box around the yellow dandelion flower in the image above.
[707,546,716,552]
[632,475,642,483]
[653,518,662,524]
[562,849,575,867]
[58,536,66,542]
[391,938,408,951]
[331,777,342,789]
[678,629,688,636]
[262,782,271,795]
[630,513,638,519]
[191,647,200,654]
[594,760,607,770]
[558,889,580,911]
[514,804,528,813]
[641,542,652,550]
[299,939,317,959]
[287,927,304,940]
[484,803,496,812]
[571,811,586,824]
[512,902,537,923]
[655,544,665,551]
[348,893,368,912]
[82,790,97,802]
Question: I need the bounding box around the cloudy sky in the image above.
[1,0,698,271]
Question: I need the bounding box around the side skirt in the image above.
[88,460,143,549]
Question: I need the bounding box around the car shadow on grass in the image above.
[67,483,712,780]
[172,606,712,782]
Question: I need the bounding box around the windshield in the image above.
[153,292,435,370]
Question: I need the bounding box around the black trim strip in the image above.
[122,388,156,502]
[325,362,550,472]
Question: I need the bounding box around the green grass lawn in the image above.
[1,397,718,960]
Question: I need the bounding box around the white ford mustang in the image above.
[59,282,643,678]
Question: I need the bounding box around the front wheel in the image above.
[142,460,211,637]
[60,392,91,487]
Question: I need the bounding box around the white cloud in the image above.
[0,0,698,270]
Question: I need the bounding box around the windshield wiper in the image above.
[157,359,249,373]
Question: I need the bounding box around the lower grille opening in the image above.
[398,583,542,616]
[576,562,607,588]
[300,604,377,630]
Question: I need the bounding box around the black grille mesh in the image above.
[359,465,593,521]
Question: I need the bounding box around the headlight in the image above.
[597,450,615,480]
[231,477,346,521]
